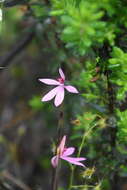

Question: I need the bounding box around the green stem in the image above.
[72,185,94,189]
[78,124,96,157]
[69,124,97,189]
[69,165,74,190]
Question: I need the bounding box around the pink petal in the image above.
[54,86,65,107]
[59,136,66,155]
[39,79,60,85]
[63,147,75,156]
[51,156,59,168]
[61,156,86,167]
[59,68,65,80]
[42,86,59,102]
[65,85,79,93]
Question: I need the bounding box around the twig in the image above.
[3,0,28,7]
[106,70,117,146]
[1,170,32,190]
[101,44,118,190]
[69,124,96,190]
[0,179,13,190]
[0,29,35,68]
[71,185,94,189]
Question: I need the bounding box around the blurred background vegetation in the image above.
[0,0,127,190]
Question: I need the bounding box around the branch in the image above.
[0,29,35,68]
[3,0,28,7]
[2,170,32,190]
[102,44,118,190]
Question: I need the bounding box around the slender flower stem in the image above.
[69,165,74,190]
[57,109,64,143]
[51,105,64,190]
[72,185,94,189]
[52,161,61,190]
[69,124,97,190]
[78,124,96,157]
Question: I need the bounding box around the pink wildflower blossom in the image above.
[39,68,79,107]
[51,136,86,168]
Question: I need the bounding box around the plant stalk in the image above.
[69,124,96,189]
[51,105,64,190]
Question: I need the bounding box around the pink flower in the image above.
[39,68,79,107]
[51,136,86,168]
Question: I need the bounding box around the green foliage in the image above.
[71,112,97,140]
[31,3,47,18]
[108,47,127,100]
[50,1,127,188]
[119,164,127,177]
[29,95,44,111]
[51,0,116,55]
[116,109,127,143]
[61,2,106,55]
[11,65,25,78]
[31,0,127,188]
[2,0,127,189]
[74,60,106,105]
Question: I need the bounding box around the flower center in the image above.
[57,77,64,84]
[57,147,67,156]
[57,147,61,156]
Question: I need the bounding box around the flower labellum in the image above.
[39,68,79,107]
[51,136,86,168]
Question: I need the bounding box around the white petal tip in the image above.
[41,97,49,102]
[72,89,79,93]
[59,68,65,79]
[54,103,61,107]
[65,86,79,93]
